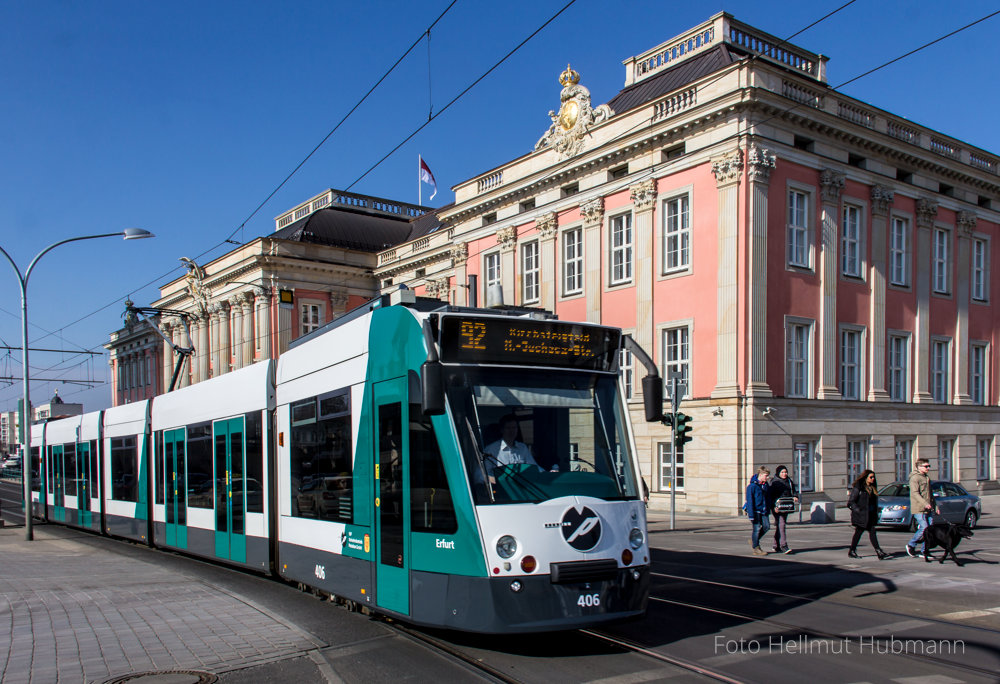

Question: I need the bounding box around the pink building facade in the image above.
[374,13,1000,512]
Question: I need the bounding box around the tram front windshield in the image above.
[446,367,641,505]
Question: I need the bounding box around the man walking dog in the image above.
[906,458,939,558]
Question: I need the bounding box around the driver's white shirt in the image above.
[484,439,537,470]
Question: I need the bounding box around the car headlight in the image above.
[496,535,517,559]
[629,527,644,549]
[882,504,908,512]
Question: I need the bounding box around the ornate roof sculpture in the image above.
[534,65,613,158]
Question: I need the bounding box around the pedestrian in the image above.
[847,469,887,560]
[767,465,798,554]
[744,466,770,556]
[905,458,938,558]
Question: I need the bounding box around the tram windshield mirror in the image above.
[449,368,640,505]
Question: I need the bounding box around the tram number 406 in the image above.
[577,593,601,608]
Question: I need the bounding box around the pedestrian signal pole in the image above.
[666,372,686,531]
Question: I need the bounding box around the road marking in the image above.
[891,676,964,684]
[862,619,932,635]
[584,669,684,683]
[937,606,1000,620]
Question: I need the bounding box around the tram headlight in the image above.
[629,527,644,549]
[496,535,518,559]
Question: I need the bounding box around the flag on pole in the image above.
[419,155,437,202]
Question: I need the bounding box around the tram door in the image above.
[373,379,410,616]
[51,445,66,522]
[214,417,246,563]
[78,442,92,528]
[164,428,188,548]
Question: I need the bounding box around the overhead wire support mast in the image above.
[124,303,195,392]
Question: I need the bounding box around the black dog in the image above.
[916,522,974,566]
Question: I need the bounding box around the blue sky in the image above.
[2,0,999,413]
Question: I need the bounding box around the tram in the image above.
[28,289,663,633]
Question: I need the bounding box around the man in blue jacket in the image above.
[744,466,771,556]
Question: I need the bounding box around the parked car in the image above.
[877,480,982,530]
[1,454,22,472]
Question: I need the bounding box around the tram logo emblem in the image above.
[561,506,601,551]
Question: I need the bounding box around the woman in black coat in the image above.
[847,469,887,559]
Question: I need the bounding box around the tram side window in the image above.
[89,439,98,501]
[290,389,353,523]
[409,403,457,533]
[30,447,40,492]
[111,436,138,502]
[186,422,214,509]
[64,443,78,497]
[47,447,54,494]
[155,432,165,504]
[245,411,264,513]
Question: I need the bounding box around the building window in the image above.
[521,241,539,304]
[888,334,909,402]
[609,213,633,285]
[972,237,988,302]
[786,321,812,398]
[841,204,863,277]
[662,326,690,395]
[894,439,912,482]
[658,442,684,491]
[931,339,950,403]
[840,328,863,400]
[301,303,322,335]
[663,194,690,273]
[562,228,583,295]
[787,189,810,268]
[889,217,910,287]
[971,343,988,406]
[977,438,992,480]
[847,440,867,483]
[620,347,634,401]
[937,439,953,481]
[933,228,951,294]
[793,441,815,492]
[484,252,501,294]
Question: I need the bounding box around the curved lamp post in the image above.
[0,228,154,541]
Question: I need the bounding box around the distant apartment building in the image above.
[373,13,1000,512]
[105,190,432,404]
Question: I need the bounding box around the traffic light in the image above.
[674,412,693,448]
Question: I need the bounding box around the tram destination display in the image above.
[438,315,621,371]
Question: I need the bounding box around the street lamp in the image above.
[0,228,154,541]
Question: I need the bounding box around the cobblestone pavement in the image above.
[0,527,323,684]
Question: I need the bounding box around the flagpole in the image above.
[418,154,422,206]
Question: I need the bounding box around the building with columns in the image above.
[106,190,430,404]
[373,13,1000,512]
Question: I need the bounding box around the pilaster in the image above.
[255,288,272,360]
[817,168,845,400]
[711,148,743,398]
[630,179,657,358]
[913,199,938,403]
[954,211,977,404]
[867,185,893,401]
[744,145,775,397]
[497,225,517,308]
[450,243,469,307]
[581,198,605,324]
[536,214,558,313]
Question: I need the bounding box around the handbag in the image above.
[775,496,797,513]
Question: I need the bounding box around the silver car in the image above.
[877,480,982,530]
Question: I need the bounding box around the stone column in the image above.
[497,226,517,307]
[711,148,744,398]
[240,292,254,367]
[209,303,222,378]
[173,321,190,388]
[230,297,244,371]
[817,169,845,399]
[218,302,231,376]
[581,198,605,324]
[913,198,938,403]
[160,320,174,392]
[630,179,657,356]
[536,214,558,312]
[255,288,272,360]
[745,146,776,396]
[277,297,292,355]
[196,312,210,383]
[450,243,469,307]
[954,211,976,404]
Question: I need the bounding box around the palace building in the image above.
[372,13,1000,512]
